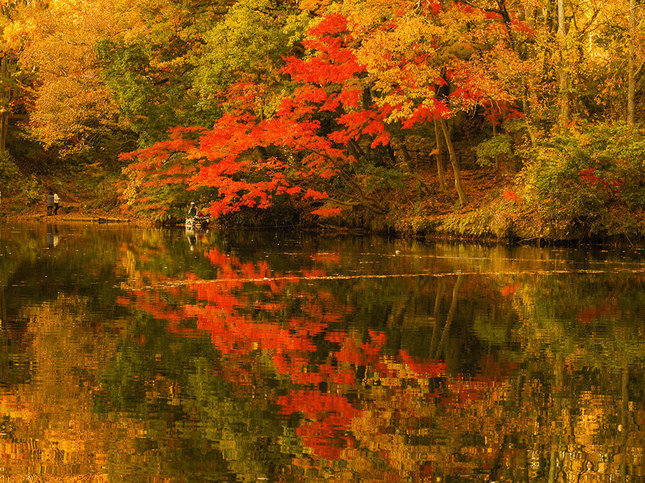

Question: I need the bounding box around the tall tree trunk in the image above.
[557,0,569,131]
[432,275,463,359]
[627,0,636,126]
[548,354,564,483]
[0,55,8,152]
[492,123,500,170]
[620,360,630,480]
[0,284,5,327]
[439,118,467,207]
[0,112,8,153]
[433,120,447,191]
[429,280,445,356]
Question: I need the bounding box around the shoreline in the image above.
[2,209,644,248]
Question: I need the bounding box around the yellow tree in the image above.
[522,0,644,127]
[0,0,48,152]
[16,0,133,150]
[592,0,645,124]
[562,0,645,125]
[15,0,230,150]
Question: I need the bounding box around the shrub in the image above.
[475,133,512,168]
[516,122,645,238]
[0,151,21,189]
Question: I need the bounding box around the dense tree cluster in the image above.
[1,0,645,237]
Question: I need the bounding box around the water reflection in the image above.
[0,222,644,481]
[46,224,60,249]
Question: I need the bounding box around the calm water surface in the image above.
[0,222,644,481]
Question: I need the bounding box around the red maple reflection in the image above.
[117,243,517,477]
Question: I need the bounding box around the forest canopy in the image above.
[1,0,645,239]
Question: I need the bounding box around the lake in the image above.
[0,222,644,481]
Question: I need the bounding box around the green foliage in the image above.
[19,176,42,207]
[360,164,408,193]
[193,0,304,115]
[0,151,20,189]
[0,151,41,207]
[475,133,512,167]
[515,123,645,238]
[96,0,230,147]
[98,39,204,146]
[521,138,607,225]
[582,123,645,208]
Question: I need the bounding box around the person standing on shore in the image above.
[46,192,54,215]
[53,193,60,214]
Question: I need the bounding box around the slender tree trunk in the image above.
[433,275,463,359]
[349,139,365,159]
[0,284,5,327]
[385,144,396,165]
[429,280,445,356]
[620,361,630,480]
[548,354,564,483]
[558,0,569,131]
[0,112,8,153]
[400,143,411,166]
[433,120,447,191]
[439,118,467,207]
[627,0,636,126]
[0,55,8,152]
[493,123,500,170]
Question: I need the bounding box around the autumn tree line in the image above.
[1,0,644,239]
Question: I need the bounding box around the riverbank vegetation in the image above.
[1,0,645,241]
